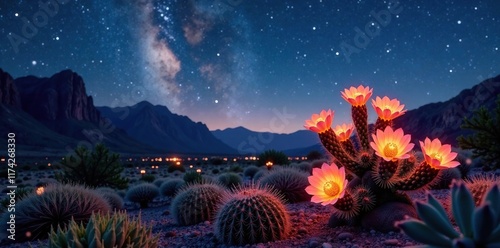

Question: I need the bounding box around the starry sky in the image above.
[1,0,499,133]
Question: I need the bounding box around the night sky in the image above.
[1,0,499,133]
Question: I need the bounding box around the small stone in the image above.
[308,238,320,248]
[298,227,308,235]
[164,231,176,238]
[351,245,360,248]
[388,231,395,236]
[369,230,376,235]
[384,239,400,246]
[189,231,201,237]
[322,242,333,248]
[162,210,170,215]
[337,232,353,241]
[204,220,211,225]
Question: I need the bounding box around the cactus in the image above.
[243,165,260,178]
[396,181,500,247]
[259,167,310,203]
[252,170,268,181]
[0,184,110,242]
[47,211,158,248]
[217,172,243,189]
[153,178,166,187]
[430,168,462,190]
[214,185,291,246]
[183,171,202,184]
[97,188,124,210]
[159,178,185,197]
[170,183,226,226]
[304,85,462,232]
[125,183,159,208]
[464,174,499,206]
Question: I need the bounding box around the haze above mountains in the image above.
[0,68,498,156]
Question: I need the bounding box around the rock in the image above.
[308,238,321,247]
[361,202,417,232]
[327,214,348,228]
[298,227,308,235]
[204,220,210,225]
[189,231,201,237]
[162,210,170,215]
[384,239,400,246]
[322,243,333,248]
[337,232,353,240]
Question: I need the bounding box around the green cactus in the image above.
[170,183,226,226]
[217,172,243,189]
[183,171,203,184]
[259,167,310,203]
[214,185,291,246]
[47,211,159,248]
[159,178,185,197]
[396,181,500,247]
[0,184,110,242]
[125,183,159,208]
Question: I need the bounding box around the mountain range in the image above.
[0,68,498,156]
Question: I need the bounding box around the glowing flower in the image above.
[305,162,348,206]
[371,96,407,121]
[333,123,354,142]
[341,85,373,106]
[304,109,333,133]
[370,126,414,161]
[419,138,460,169]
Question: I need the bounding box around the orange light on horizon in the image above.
[196,168,202,173]
[140,169,146,175]
[36,186,45,195]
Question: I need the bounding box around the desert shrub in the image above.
[126,183,159,208]
[307,150,323,161]
[183,171,202,184]
[458,95,500,171]
[171,183,226,226]
[212,168,220,174]
[217,172,243,189]
[210,157,224,165]
[159,178,185,197]
[97,188,124,210]
[215,185,290,246]
[243,165,260,178]
[168,164,186,173]
[253,170,268,181]
[0,187,32,213]
[228,164,243,173]
[296,161,313,174]
[259,168,310,203]
[258,149,289,166]
[0,184,110,242]
[56,143,128,189]
[140,174,156,183]
[48,211,158,248]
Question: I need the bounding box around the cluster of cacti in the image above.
[396,181,500,247]
[170,183,226,226]
[259,167,310,203]
[214,185,291,246]
[0,184,110,242]
[125,183,159,208]
[159,178,185,197]
[97,188,124,210]
[304,85,462,231]
[217,172,243,189]
[47,211,158,248]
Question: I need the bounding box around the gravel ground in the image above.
[0,189,453,248]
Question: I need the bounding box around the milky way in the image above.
[0,0,499,133]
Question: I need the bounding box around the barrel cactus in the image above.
[125,183,159,208]
[170,182,226,226]
[47,211,158,248]
[259,167,310,203]
[304,85,462,231]
[396,181,500,247]
[159,178,185,197]
[217,172,243,189]
[0,184,110,242]
[97,188,124,210]
[214,185,291,246]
